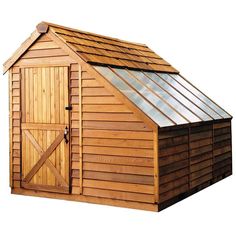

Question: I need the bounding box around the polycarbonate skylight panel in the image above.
[129,70,201,123]
[169,74,231,119]
[94,66,175,127]
[113,68,188,125]
[144,72,212,121]
[157,73,222,119]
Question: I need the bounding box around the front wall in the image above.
[10,35,76,190]
[9,33,157,207]
[158,120,232,206]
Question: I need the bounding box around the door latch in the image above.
[65,105,72,110]
[64,126,69,144]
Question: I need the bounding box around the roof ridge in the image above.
[42,21,148,48]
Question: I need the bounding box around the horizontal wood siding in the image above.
[189,123,213,189]
[158,119,232,205]
[159,126,189,203]
[16,34,76,67]
[11,34,76,190]
[213,120,232,182]
[70,67,155,203]
[10,66,21,188]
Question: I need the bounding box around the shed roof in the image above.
[3,22,232,127]
[46,22,178,73]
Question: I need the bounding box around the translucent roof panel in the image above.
[94,66,175,127]
[145,72,212,121]
[114,68,188,125]
[93,66,232,127]
[129,70,201,123]
[169,74,231,119]
[157,73,222,119]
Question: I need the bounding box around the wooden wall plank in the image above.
[158,119,232,208]
[69,65,156,204]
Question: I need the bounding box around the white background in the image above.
[0,0,235,235]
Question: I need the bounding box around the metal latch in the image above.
[64,126,69,144]
[65,105,72,110]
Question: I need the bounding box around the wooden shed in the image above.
[3,22,232,211]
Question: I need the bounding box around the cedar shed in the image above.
[4,22,232,211]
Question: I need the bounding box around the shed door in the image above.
[20,66,70,193]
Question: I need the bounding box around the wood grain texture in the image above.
[213,120,232,182]
[4,30,41,73]
[158,120,232,207]
[70,65,157,202]
[20,66,70,192]
[69,66,156,204]
[12,188,158,211]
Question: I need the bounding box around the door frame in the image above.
[19,65,71,194]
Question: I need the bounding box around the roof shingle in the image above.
[46,22,178,73]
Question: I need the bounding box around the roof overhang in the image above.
[3,21,179,74]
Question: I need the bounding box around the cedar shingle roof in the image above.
[46,22,178,73]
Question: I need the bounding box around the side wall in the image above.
[158,119,232,210]
[71,67,156,204]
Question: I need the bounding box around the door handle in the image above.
[64,126,69,144]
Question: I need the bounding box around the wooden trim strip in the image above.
[188,126,191,190]
[22,123,65,130]
[154,127,159,203]
[79,64,83,194]
[21,68,26,123]
[9,69,13,187]
[23,131,64,183]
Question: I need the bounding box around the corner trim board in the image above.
[79,64,83,194]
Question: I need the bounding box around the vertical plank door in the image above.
[21,66,70,193]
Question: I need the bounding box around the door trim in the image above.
[20,66,71,193]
